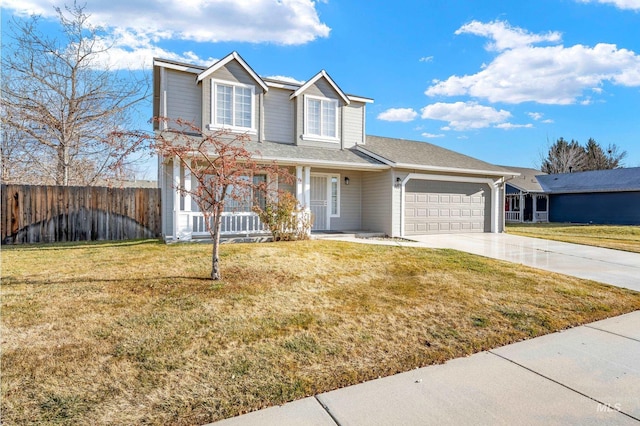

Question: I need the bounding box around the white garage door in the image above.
[404,180,491,235]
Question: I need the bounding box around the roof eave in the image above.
[393,162,514,178]
[290,70,350,104]
[254,155,389,171]
[196,51,269,92]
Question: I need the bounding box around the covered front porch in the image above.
[166,160,373,241]
[505,192,549,223]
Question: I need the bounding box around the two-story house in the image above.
[154,51,514,241]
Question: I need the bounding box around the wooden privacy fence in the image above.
[1,184,161,244]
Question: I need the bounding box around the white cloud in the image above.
[577,0,640,10]
[455,20,561,52]
[264,75,306,85]
[420,101,511,131]
[426,20,640,105]
[421,132,445,138]
[377,108,419,122]
[419,56,434,62]
[527,112,543,120]
[3,0,330,69]
[495,123,534,130]
[542,119,555,123]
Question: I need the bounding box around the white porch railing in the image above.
[506,211,521,222]
[189,211,269,236]
[534,212,549,223]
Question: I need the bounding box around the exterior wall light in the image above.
[344,177,350,185]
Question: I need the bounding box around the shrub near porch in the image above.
[2,240,639,425]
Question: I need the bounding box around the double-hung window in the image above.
[212,81,255,131]
[304,95,338,142]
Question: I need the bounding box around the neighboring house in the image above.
[502,166,549,223]
[537,167,640,225]
[153,51,515,241]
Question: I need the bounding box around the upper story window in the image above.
[304,95,338,142]
[211,80,255,132]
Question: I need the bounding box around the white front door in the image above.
[310,175,328,230]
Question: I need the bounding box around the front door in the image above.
[310,175,328,230]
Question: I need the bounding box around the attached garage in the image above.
[404,179,492,235]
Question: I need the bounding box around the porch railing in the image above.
[506,211,521,222]
[190,211,269,236]
[505,211,549,223]
[534,212,549,223]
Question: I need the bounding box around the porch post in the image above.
[532,194,538,223]
[184,159,192,213]
[296,166,303,205]
[303,166,311,208]
[172,156,181,239]
[519,193,524,223]
[545,195,549,222]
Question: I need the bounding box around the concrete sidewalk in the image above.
[210,312,640,425]
[209,234,640,425]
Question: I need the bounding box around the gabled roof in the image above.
[196,51,268,93]
[537,167,640,194]
[290,70,350,104]
[500,166,545,193]
[358,136,515,177]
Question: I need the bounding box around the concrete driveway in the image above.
[404,233,640,292]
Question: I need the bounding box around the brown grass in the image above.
[2,239,639,425]
[506,223,640,253]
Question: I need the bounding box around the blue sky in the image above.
[3,0,640,178]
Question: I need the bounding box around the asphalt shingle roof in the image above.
[246,140,387,169]
[536,167,640,194]
[360,135,512,175]
[500,166,545,192]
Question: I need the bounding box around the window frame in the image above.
[303,94,339,143]
[210,79,256,133]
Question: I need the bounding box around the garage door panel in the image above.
[405,180,491,235]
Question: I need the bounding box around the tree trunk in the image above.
[211,236,221,280]
[211,210,223,280]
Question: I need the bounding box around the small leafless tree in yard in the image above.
[112,118,294,280]
[1,3,148,186]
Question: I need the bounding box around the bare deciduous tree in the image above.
[113,118,294,280]
[540,137,627,173]
[1,3,148,186]
[540,137,586,173]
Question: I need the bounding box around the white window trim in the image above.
[303,94,339,143]
[210,79,256,134]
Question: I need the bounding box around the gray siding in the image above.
[295,79,344,149]
[264,87,294,144]
[161,158,174,238]
[343,102,364,148]
[166,69,201,128]
[361,170,393,235]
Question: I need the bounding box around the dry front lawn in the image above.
[2,239,639,425]
[507,223,640,253]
